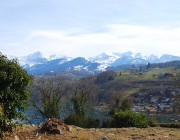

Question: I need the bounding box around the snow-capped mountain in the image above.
[147,54,160,63]
[90,52,119,64]
[90,52,120,71]
[111,52,148,66]
[19,51,47,67]
[159,54,180,62]
[24,56,100,76]
[48,54,72,61]
[14,51,180,76]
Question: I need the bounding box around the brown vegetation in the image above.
[3,125,180,140]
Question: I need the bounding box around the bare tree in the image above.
[67,77,98,116]
[32,76,68,119]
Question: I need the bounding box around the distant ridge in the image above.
[14,51,180,76]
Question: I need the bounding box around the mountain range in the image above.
[14,51,180,76]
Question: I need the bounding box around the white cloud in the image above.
[3,24,180,58]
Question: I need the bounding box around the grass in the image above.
[115,67,180,97]
[3,125,180,140]
[117,67,179,81]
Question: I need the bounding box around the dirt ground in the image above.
[3,125,180,140]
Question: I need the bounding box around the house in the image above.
[161,98,170,104]
[158,104,173,113]
[148,109,157,114]
[150,96,159,103]
[164,105,173,112]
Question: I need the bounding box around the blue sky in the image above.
[1,0,180,57]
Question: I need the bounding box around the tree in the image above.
[120,98,131,111]
[96,71,116,84]
[109,97,131,116]
[71,89,89,117]
[174,72,180,88]
[64,79,99,128]
[146,62,151,69]
[0,53,32,133]
[32,77,67,120]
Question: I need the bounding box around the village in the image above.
[131,86,180,122]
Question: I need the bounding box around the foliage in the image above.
[96,71,116,84]
[0,53,32,133]
[109,97,131,116]
[105,111,157,128]
[32,77,66,119]
[64,82,99,128]
[64,113,99,128]
[71,90,89,117]
[104,97,157,128]
[65,90,89,127]
[104,97,156,128]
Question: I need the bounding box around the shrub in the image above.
[64,113,99,128]
[108,111,157,128]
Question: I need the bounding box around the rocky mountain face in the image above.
[16,51,180,76]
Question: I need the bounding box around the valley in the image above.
[27,64,180,125]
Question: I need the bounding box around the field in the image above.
[115,67,179,97]
[3,125,180,140]
[117,67,178,81]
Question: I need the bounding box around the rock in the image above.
[149,133,156,136]
[100,136,109,140]
[68,125,73,132]
[14,135,20,140]
[52,127,63,135]
[40,118,69,135]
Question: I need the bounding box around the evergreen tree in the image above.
[0,53,32,133]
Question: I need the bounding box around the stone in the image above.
[40,118,69,135]
[100,136,109,140]
[14,135,20,140]
[52,127,63,135]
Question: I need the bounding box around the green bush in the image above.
[64,113,99,128]
[148,117,158,127]
[0,115,16,133]
[107,111,157,128]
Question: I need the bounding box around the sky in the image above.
[0,0,180,58]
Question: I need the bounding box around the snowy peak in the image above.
[26,51,43,59]
[14,51,180,76]
[19,51,47,67]
[111,52,147,66]
[134,53,147,60]
[90,52,119,64]
[48,54,72,61]
[147,54,160,63]
[160,54,180,62]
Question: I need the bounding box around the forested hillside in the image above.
[29,66,180,124]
